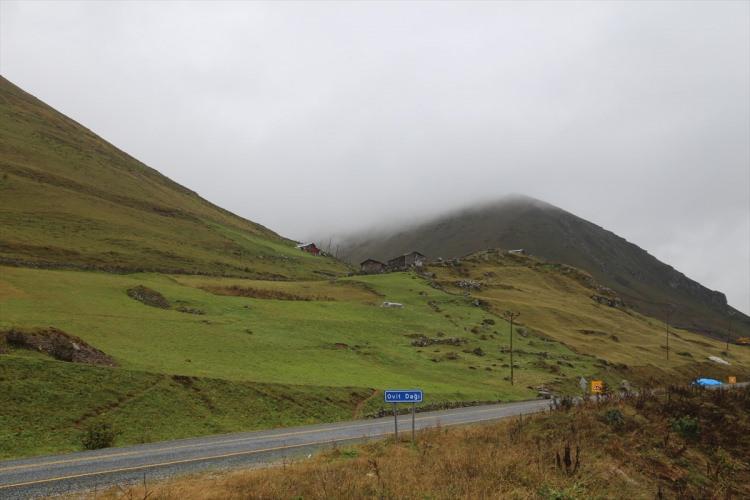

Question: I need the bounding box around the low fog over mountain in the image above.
[2,1,747,312]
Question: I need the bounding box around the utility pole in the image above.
[726,311,735,353]
[503,310,520,385]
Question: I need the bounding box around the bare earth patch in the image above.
[201,285,332,301]
[1,327,116,366]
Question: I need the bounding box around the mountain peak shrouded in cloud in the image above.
[336,194,750,340]
[1,1,747,313]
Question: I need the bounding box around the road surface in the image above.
[0,399,551,498]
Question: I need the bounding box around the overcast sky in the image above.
[1,1,748,313]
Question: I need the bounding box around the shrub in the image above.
[552,396,575,412]
[540,484,582,500]
[671,416,700,440]
[81,420,117,450]
[603,408,625,429]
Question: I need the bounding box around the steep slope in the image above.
[0,76,345,279]
[340,195,749,339]
[428,249,750,373]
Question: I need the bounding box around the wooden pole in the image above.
[726,312,734,352]
[665,306,673,361]
[510,315,514,385]
[503,310,520,386]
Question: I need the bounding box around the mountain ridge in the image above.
[339,194,749,340]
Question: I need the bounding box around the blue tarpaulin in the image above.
[693,378,723,387]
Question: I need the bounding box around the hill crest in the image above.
[339,195,748,339]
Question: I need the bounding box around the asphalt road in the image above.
[0,398,551,498]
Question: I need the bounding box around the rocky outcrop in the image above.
[127,285,170,308]
[590,294,625,308]
[410,336,467,347]
[455,280,482,291]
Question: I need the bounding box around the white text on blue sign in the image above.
[384,390,423,403]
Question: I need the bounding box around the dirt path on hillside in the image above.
[353,389,380,419]
[73,376,167,428]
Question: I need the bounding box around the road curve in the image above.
[0,399,550,498]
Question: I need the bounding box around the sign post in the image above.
[412,403,416,444]
[393,404,398,440]
[384,389,423,443]
[579,377,588,395]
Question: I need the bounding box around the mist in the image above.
[1,1,748,312]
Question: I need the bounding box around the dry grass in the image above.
[91,387,750,499]
[174,276,381,303]
[200,285,328,301]
[430,252,750,371]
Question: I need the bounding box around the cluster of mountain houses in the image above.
[296,243,426,274]
[359,251,426,274]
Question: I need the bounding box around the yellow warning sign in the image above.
[591,380,604,394]
[727,376,737,384]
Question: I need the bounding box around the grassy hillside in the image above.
[0,355,371,460]
[428,250,750,380]
[340,195,750,340]
[103,386,750,499]
[1,76,746,467]
[2,258,747,459]
[0,76,345,279]
[0,264,605,458]
[0,266,600,399]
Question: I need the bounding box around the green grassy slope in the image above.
[0,76,345,279]
[2,257,747,459]
[0,266,597,399]
[1,264,610,458]
[340,195,750,340]
[0,355,371,459]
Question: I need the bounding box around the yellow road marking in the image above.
[0,422,377,473]
[0,401,546,476]
[0,407,548,491]
[0,436,387,490]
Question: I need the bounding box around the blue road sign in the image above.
[384,389,423,403]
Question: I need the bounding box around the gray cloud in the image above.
[1,1,748,312]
